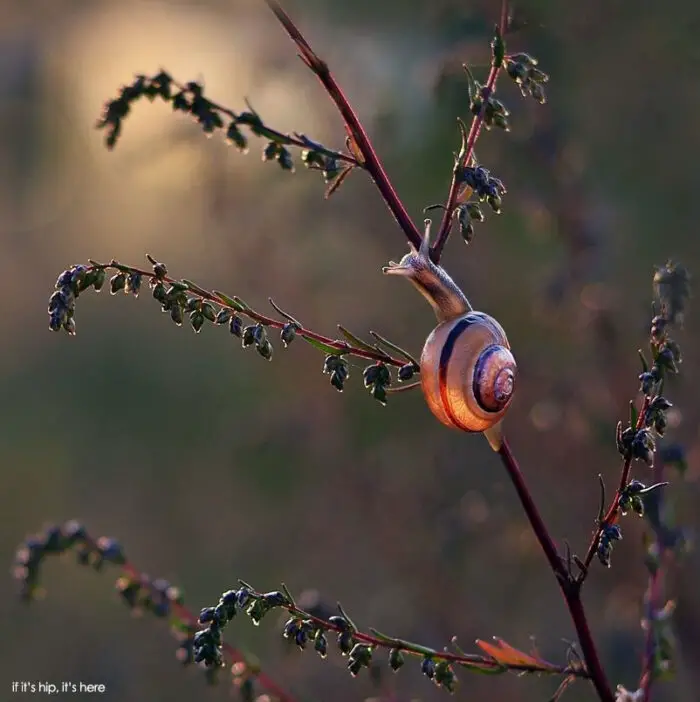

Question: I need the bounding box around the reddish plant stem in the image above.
[580,396,651,576]
[498,438,563,576]
[168,77,360,167]
[264,0,424,252]
[126,567,296,699]
[92,260,410,368]
[75,538,298,702]
[498,439,615,702]
[430,0,510,263]
[259,3,615,698]
[242,586,589,679]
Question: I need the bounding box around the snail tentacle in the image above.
[384,232,516,439]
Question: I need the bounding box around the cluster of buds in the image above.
[468,80,510,132]
[362,362,392,405]
[195,587,256,666]
[455,201,486,244]
[48,265,107,334]
[505,52,549,103]
[13,521,124,599]
[596,523,623,568]
[461,165,507,214]
[96,71,350,187]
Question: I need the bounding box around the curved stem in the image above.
[497,438,615,702]
[15,525,297,702]
[91,259,412,368]
[238,583,590,680]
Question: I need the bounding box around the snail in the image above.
[383,220,516,451]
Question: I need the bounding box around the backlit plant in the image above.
[15,2,691,701]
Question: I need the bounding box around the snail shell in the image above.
[420,311,516,432]
[383,220,516,438]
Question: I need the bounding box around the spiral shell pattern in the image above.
[420,311,516,432]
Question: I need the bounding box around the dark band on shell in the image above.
[438,312,515,429]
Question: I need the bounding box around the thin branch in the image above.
[202,580,591,685]
[497,439,615,702]
[97,71,359,171]
[263,0,424,252]
[579,396,652,577]
[430,0,510,263]
[166,75,360,165]
[13,522,297,702]
[54,256,415,369]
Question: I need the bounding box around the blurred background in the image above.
[1,0,698,700]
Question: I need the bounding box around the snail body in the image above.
[383,221,516,445]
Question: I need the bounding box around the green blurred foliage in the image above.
[0,1,698,701]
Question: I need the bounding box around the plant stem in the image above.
[264,0,424,252]
[92,260,410,368]
[497,438,615,702]
[31,528,298,702]
[580,396,651,576]
[115,564,299,700]
[169,77,360,166]
[239,585,590,679]
[430,0,510,263]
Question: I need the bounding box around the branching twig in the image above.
[13,522,297,702]
[578,398,652,580]
[262,0,425,251]
[15,522,591,699]
[578,264,689,585]
[496,439,615,702]
[194,580,591,694]
[28,2,691,701]
[96,71,360,195]
[431,0,510,263]
[47,256,421,404]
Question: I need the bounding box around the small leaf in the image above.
[269,298,302,326]
[232,296,252,312]
[367,628,401,645]
[324,165,354,199]
[336,602,358,634]
[337,325,383,355]
[369,331,419,366]
[181,279,210,297]
[475,638,545,668]
[344,128,365,164]
[462,65,479,105]
[302,335,345,356]
[639,349,649,373]
[280,583,296,608]
[491,25,506,67]
[212,291,247,312]
[458,660,508,675]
